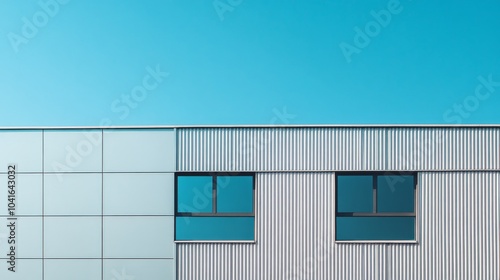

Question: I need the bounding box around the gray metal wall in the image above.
[177,127,500,171]
[176,128,500,280]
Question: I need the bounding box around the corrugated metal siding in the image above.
[177,127,500,171]
[362,128,387,170]
[384,128,500,171]
[413,172,500,279]
[177,172,500,280]
[177,128,362,172]
[178,173,337,280]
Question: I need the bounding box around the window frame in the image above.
[335,171,418,243]
[175,172,255,217]
[174,172,256,242]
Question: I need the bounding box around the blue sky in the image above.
[1,0,499,126]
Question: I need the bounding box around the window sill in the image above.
[175,240,256,244]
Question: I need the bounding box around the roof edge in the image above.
[1,124,500,130]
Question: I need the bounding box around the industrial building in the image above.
[0,125,498,279]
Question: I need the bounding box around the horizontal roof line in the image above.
[0,124,500,129]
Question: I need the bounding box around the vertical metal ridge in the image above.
[176,127,500,279]
[415,172,500,279]
[177,172,499,280]
[177,172,337,279]
[177,128,364,172]
[176,127,500,172]
[382,127,500,171]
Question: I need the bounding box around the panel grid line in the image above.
[42,129,45,280]
[101,129,104,280]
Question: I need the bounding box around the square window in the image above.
[335,173,417,242]
[175,173,255,241]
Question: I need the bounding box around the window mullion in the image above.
[373,175,377,213]
[212,175,217,214]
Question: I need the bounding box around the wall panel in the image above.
[177,172,500,280]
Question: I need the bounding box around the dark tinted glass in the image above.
[177,176,213,213]
[337,175,373,213]
[336,217,415,240]
[176,217,255,240]
[377,175,414,212]
[217,176,253,213]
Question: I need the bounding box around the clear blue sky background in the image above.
[0,0,499,126]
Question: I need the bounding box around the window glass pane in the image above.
[336,217,415,241]
[177,176,213,213]
[217,176,253,213]
[377,175,414,212]
[176,217,254,241]
[337,175,373,212]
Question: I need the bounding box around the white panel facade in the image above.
[0,130,42,173]
[0,128,176,280]
[0,259,42,280]
[103,129,176,172]
[0,217,42,259]
[103,216,174,258]
[44,130,103,173]
[44,259,101,280]
[44,217,102,258]
[0,174,42,215]
[103,173,174,215]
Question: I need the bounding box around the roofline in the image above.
[0,124,500,130]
